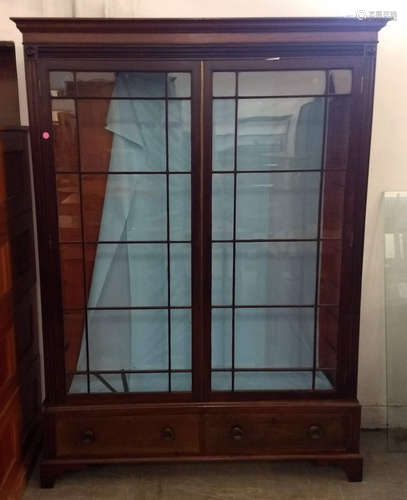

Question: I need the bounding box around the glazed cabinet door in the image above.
[41,61,201,399]
[204,58,362,398]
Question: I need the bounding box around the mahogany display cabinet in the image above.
[13,16,388,486]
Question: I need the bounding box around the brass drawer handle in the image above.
[80,430,95,444]
[230,425,244,441]
[161,426,175,441]
[309,425,323,440]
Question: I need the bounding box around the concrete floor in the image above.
[23,431,407,500]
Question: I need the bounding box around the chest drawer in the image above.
[55,413,200,458]
[204,412,351,455]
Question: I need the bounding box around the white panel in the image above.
[1,0,43,19]
[384,192,407,432]
[105,0,140,17]
[42,0,74,16]
[73,0,106,17]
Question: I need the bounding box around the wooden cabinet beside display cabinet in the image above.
[13,17,388,487]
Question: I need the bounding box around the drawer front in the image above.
[56,414,200,458]
[204,413,351,455]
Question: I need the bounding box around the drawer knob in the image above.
[161,426,175,441]
[231,425,244,441]
[309,425,322,440]
[80,430,95,444]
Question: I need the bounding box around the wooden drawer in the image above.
[204,412,351,455]
[55,413,200,458]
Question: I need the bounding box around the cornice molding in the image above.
[12,17,389,35]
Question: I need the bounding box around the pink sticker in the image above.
[42,131,50,140]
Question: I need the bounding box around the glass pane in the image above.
[168,100,191,172]
[87,309,168,370]
[129,373,168,392]
[90,374,123,393]
[68,375,88,394]
[56,174,81,242]
[170,244,191,307]
[82,174,167,242]
[235,242,317,306]
[212,371,232,391]
[80,174,106,242]
[212,308,233,369]
[171,309,191,370]
[169,174,190,240]
[50,71,74,97]
[78,99,166,172]
[328,70,352,94]
[77,72,166,98]
[315,371,335,390]
[84,308,192,394]
[126,175,167,240]
[168,73,191,98]
[63,311,85,379]
[131,310,168,370]
[51,99,78,172]
[237,98,324,171]
[234,371,313,391]
[86,244,167,308]
[384,192,407,445]
[238,71,326,96]
[59,244,84,309]
[235,308,314,369]
[213,72,236,97]
[236,172,320,239]
[325,97,351,169]
[319,240,342,305]
[77,99,113,172]
[212,173,234,240]
[317,307,339,370]
[171,373,192,391]
[77,72,115,97]
[321,171,346,239]
[212,99,235,171]
[212,243,233,306]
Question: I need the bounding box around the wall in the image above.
[0,0,405,428]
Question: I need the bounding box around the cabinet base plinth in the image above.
[342,457,363,482]
[313,456,363,482]
[40,462,88,489]
[40,453,363,488]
